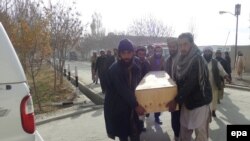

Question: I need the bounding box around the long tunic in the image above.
[104,59,142,139]
[207,61,227,111]
[236,56,245,76]
[181,105,210,129]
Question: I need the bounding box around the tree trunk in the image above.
[31,67,42,112]
[59,48,66,85]
[59,59,65,85]
[53,50,57,95]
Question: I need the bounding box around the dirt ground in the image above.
[27,65,76,114]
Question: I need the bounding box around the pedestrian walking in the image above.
[235,51,245,80]
[91,51,98,84]
[95,50,107,94]
[203,47,231,117]
[148,45,165,125]
[104,39,146,141]
[106,50,115,69]
[215,50,229,103]
[224,51,232,81]
[167,33,212,141]
[165,38,181,141]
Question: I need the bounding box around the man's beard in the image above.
[204,55,212,62]
[121,59,133,67]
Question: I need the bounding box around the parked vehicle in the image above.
[0,23,44,141]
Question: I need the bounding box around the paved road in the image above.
[37,61,250,141]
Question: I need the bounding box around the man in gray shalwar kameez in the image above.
[167,33,212,141]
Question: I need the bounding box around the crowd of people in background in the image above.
[88,32,246,141]
[90,49,116,94]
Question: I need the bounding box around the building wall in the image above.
[230,45,250,72]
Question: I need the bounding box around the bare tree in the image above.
[0,0,14,42]
[79,12,105,59]
[128,15,174,37]
[45,0,84,91]
[90,12,105,38]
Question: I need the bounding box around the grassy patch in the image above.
[27,64,75,114]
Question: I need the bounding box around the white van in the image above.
[0,23,44,141]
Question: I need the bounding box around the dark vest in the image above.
[211,59,222,90]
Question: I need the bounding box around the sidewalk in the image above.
[224,71,250,91]
[229,72,250,87]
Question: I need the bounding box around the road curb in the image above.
[69,76,104,105]
[225,84,250,91]
[78,81,104,105]
[51,101,88,106]
[36,74,104,126]
[36,105,103,126]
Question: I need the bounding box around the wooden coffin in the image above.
[135,71,178,113]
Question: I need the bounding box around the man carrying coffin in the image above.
[167,33,212,141]
[104,39,146,141]
[165,38,181,141]
[148,45,165,125]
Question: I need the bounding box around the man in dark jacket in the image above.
[216,50,229,74]
[165,38,180,141]
[135,46,150,132]
[104,39,146,141]
[224,51,232,80]
[215,50,228,103]
[95,50,107,94]
[148,45,165,125]
[106,50,115,69]
[136,46,150,79]
[167,33,212,141]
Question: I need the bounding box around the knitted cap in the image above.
[118,39,134,53]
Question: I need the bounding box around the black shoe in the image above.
[212,111,217,117]
[155,119,162,125]
[146,114,150,117]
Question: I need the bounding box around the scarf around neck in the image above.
[174,44,209,96]
[175,44,201,80]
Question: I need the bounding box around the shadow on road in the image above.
[218,92,250,124]
[140,115,171,141]
[209,92,250,141]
